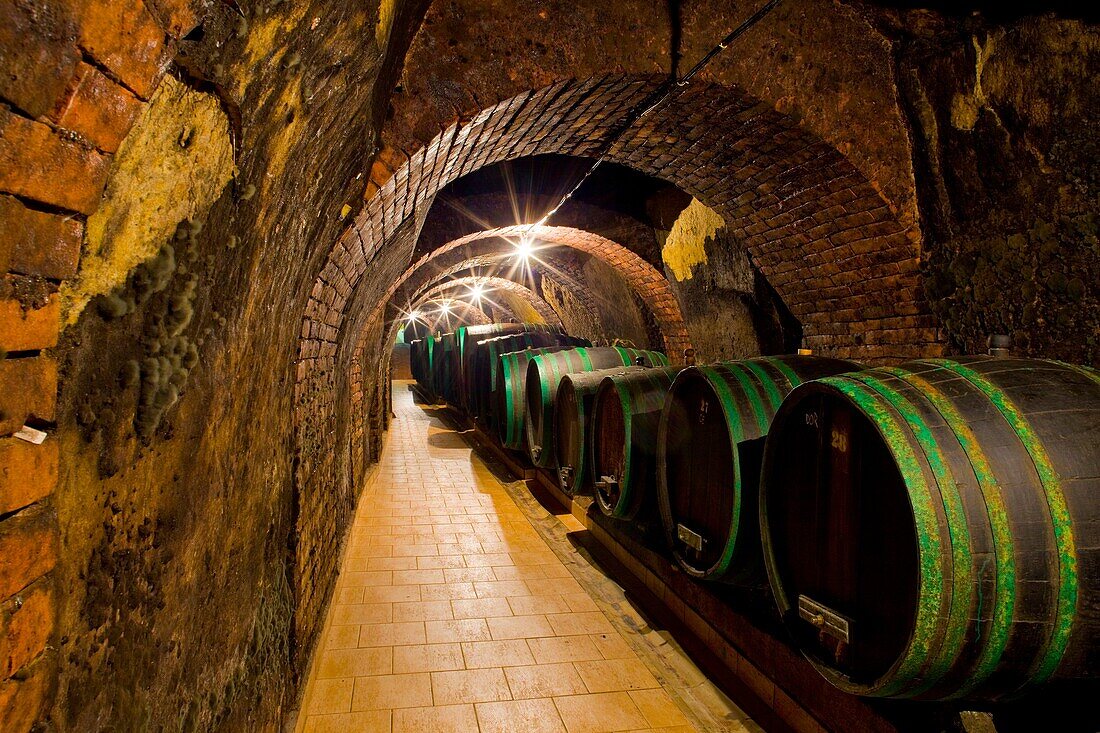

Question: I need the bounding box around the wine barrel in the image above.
[496,347,575,450]
[553,366,644,496]
[431,332,459,403]
[457,323,564,410]
[591,366,680,520]
[657,355,860,583]
[760,358,1100,701]
[469,331,589,425]
[525,347,669,468]
[409,339,423,383]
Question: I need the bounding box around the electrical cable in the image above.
[524,0,783,235]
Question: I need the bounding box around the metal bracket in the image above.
[797,595,851,644]
[559,466,574,484]
[595,475,618,491]
[676,523,705,553]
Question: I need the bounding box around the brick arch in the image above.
[411,276,561,326]
[415,297,495,329]
[364,225,691,357]
[302,73,939,403]
[387,247,604,337]
[398,253,596,328]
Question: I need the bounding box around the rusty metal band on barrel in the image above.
[818,376,945,695]
[848,371,974,697]
[882,365,1015,698]
[923,359,1076,686]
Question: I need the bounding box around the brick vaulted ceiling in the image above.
[299,75,936,407]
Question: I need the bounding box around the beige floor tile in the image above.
[473,579,533,598]
[361,585,421,604]
[552,692,649,733]
[590,633,635,660]
[460,553,509,568]
[417,555,468,569]
[302,710,391,733]
[365,556,419,571]
[562,593,600,613]
[425,618,492,643]
[392,643,465,674]
[392,703,478,733]
[393,543,440,557]
[461,639,535,668]
[492,565,546,582]
[351,672,433,711]
[452,597,513,619]
[340,570,393,587]
[393,568,446,585]
[504,663,587,699]
[627,689,692,729]
[307,677,354,714]
[334,586,366,605]
[332,603,393,626]
[488,614,555,640]
[530,577,585,596]
[526,635,605,664]
[358,621,427,648]
[507,594,572,616]
[546,612,616,636]
[574,658,660,693]
[476,698,567,733]
[326,624,362,650]
[431,667,513,705]
[420,582,478,601]
[444,567,498,583]
[393,599,454,622]
[316,647,393,679]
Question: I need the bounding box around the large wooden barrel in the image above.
[457,323,564,410]
[409,339,423,383]
[469,331,589,425]
[759,358,1100,701]
[591,366,681,520]
[430,332,459,403]
[657,355,860,584]
[496,347,575,450]
[525,347,669,468]
[553,366,643,496]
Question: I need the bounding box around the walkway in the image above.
[295,382,753,733]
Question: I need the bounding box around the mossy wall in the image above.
[50,1,418,730]
[883,10,1100,363]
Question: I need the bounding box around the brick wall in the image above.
[0,1,199,728]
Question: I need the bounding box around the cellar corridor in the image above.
[1,0,1097,731]
[293,382,750,733]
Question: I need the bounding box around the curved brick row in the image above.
[362,224,693,358]
[301,74,938,407]
[410,275,562,326]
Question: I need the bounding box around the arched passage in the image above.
[408,275,561,326]
[370,225,692,356]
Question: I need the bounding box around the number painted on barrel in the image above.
[831,428,848,453]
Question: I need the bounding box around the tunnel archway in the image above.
[408,275,561,327]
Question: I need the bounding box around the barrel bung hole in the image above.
[766,391,920,683]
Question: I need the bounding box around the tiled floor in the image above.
[295,383,722,733]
